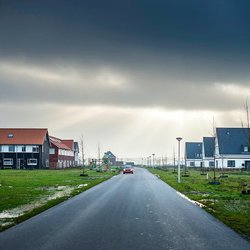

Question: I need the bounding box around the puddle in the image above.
[0,185,77,228]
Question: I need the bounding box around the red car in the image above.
[123,165,134,174]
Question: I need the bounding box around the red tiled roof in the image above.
[0,128,48,145]
[50,136,71,150]
[61,140,74,150]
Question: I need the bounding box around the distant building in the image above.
[0,128,50,169]
[126,161,135,166]
[202,137,215,168]
[185,142,202,167]
[215,128,250,169]
[49,136,75,169]
[116,161,124,167]
[103,151,116,166]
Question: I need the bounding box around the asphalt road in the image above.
[0,167,249,250]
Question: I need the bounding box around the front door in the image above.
[245,161,250,171]
[17,159,24,169]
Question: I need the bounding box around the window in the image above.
[0,145,1,152]
[190,162,195,167]
[49,148,55,154]
[4,158,13,165]
[8,133,14,138]
[22,146,26,152]
[1,146,8,152]
[8,145,15,152]
[227,160,235,168]
[32,146,39,153]
[209,161,215,167]
[25,146,32,153]
[27,159,37,165]
[244,146,248,152]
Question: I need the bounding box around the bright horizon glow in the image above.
[1,103,246,162]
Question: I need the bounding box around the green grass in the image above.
[0,168,119,231]
[147,167,250,240]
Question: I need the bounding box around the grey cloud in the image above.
[1,0,250,113]
[0,59,248,111]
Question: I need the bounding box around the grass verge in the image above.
[0,168,120,231]
[147,167,250,240]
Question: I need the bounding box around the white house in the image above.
[185,142,202,167]
[214,127,250,170]
[202,137,215,168]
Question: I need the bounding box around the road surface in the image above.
[0,167,249,250]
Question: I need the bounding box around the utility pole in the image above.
[152,153,155,168]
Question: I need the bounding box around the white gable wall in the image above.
[202,142,214,168]
[186,159,202,167]
[215,155,250,169]
[202,158,214,168]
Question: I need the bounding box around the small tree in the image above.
[79,135,88,176]
[210,117,220,185]
[241,99,250,151]
[102,156,110,171]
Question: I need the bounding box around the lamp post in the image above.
[176,137,182,183]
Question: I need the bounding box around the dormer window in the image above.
[244,146,249,152]
[8,133,14,138]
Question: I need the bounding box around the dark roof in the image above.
[216,127,250,155]
[0,128,48,145]
[185,142,202,159]
[203,137,215,158]
[104,151,116,158]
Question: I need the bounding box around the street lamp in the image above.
[176,137,182,183]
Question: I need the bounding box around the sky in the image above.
[1,0,250,163]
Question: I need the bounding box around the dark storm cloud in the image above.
[1,0,250,60]
[1,0,250,110]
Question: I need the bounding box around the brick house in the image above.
[49,136,75,168]
[0,128,50,169]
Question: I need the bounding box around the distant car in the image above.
[123,165,134,174]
